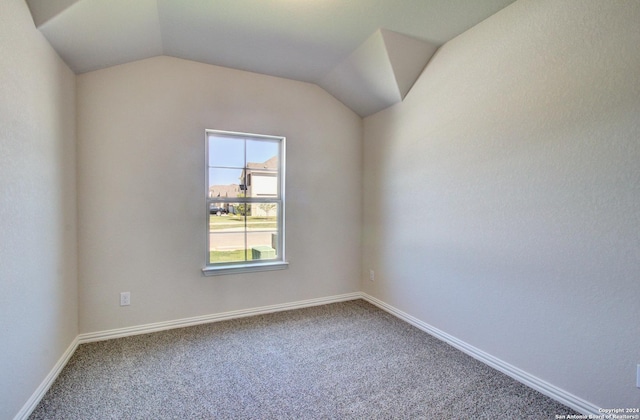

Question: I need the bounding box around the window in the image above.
[203,130,287,275]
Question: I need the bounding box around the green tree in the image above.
[259,203,277,217]
[235,193,251,216]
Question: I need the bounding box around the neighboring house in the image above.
[208,184,241,213]
[242,156,278,217]
[208,184,241,199]
[208,156,278,216]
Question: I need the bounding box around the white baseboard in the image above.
[78,292,362,344]
[359,292,601,416]
[14,292,360,419]
[14,336,79,420]
[16,291,599,418]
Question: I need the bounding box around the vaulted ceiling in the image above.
[27,0,516,116]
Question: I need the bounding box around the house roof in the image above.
[209,184,241,199]
[247,156,278,171]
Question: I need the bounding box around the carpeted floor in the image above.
[30,300,578,419]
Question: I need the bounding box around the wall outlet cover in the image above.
[120,292,131,306]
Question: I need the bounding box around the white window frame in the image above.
[202,129,288,276]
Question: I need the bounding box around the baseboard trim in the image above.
[16,291,599,418]
[14,292,360,419]
[359,292,600,416]
[78,292,362,344]
[14,336,80,420]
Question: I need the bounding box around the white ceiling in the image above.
[27,0,517,116]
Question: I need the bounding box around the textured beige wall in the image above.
[0,1,78,418]
[362,0,640,409]
[77,56,362,333]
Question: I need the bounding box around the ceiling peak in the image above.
[26,0,81,28]
[319,29,438,117]
[26,0,517,117]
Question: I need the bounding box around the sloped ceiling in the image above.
[26,0,516,117]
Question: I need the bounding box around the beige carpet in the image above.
[30,300,578,419]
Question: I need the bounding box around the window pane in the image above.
[209,208,247,264]
[247,202,279,260]
[208,168,244,197]
[208,135,244,168]
[209,232,249,264]
[243,139,279,198]
[246,139,279,167]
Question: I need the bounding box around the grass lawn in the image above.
[209,249,253,263]
[209,215,277,230]
[209,248,278,263]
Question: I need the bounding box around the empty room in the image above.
[1,0,639,418]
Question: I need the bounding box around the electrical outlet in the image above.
[369,269,375,282]
[120,292,130,306]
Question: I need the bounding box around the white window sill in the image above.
[202,261,289,276]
